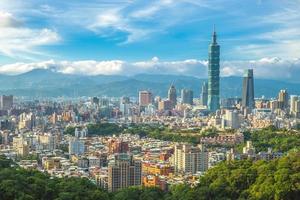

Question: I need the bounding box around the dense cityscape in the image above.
[1,0,300,199]
[0,27,299,200]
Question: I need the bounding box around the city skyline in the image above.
[0,1,299,199]
[0,1,299,81]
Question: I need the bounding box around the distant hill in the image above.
[0,69,299,98]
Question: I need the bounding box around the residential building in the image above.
[107,154,142,192]
[172,144,208,174]
[139,91,153,107]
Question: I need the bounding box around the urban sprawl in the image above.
[0,30,299,193]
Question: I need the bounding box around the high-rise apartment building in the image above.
[207,27,220,112]
[38,134,56,151]
[201,82,208,106]
[108,139,129,154]
[158,99,172,111]
[290,95,300,118]
[181,89,193,105]
[69,137,85,155]
[120,96,131,117]
[270,100,280,111]
[168,84,177,108]
[108,154,142,192]
[18,112,35,130]
[13,136,29,156]
[295,100,300,118]
[242,69,255,109]
[278,90,288,110]
[0,95,13,110]
[222,110,240,129]
[290,95,298,113]
[172,144,208,174]
[139,91,153,107]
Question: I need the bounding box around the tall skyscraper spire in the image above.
[207,26,220,112]
[212,24,217,44]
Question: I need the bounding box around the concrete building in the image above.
[290,95,300,117]
[13,136,29,156]
[74,127,88,138]
[158,99,172,111]
[139,91,153,107]
[168,84,177,108]
[107,154,142,192]
[200,82,208,106]
[0,95,13,110]
[18,112,35,130]
[181,89,193,105]
[69,137,85,155]
[120,97,131,117]
[222,110,240,129]
[108,139,129,154]
[243,141,255,156]
[172,144,208,174]
[242,69,255,109]
[38,134,56,151]
[278,90,288,110]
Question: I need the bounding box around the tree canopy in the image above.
[0,152,299,200]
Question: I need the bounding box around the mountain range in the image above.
[0,69,299,98]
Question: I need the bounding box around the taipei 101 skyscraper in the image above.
[207,26,220,112]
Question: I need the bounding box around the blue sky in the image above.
[0,0,299,80]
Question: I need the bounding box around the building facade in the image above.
[168,84,177,108]
[139,91,153,107]
[172,144,208,174]
[69,137,85,155]
[242,69,255,109]
[181,89,193,105]
[278,90,288,110]
[207,28,220,112]
[201,82,208,106]
[108,154,142,192]
[0,95,13,110]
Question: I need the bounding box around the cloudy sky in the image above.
[0,0,299,81]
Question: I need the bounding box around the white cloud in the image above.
[1,57,299,82]
[0,11,60,59]
[0,60,54,74]
[133,57,208,75]
[221,57,300,82]
[57,60,124,75]
[86,0,214,44]
[0,57,207,76]
[0,11,21,27]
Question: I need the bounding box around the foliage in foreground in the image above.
[0,152,299,200]
[243,126,300,152]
